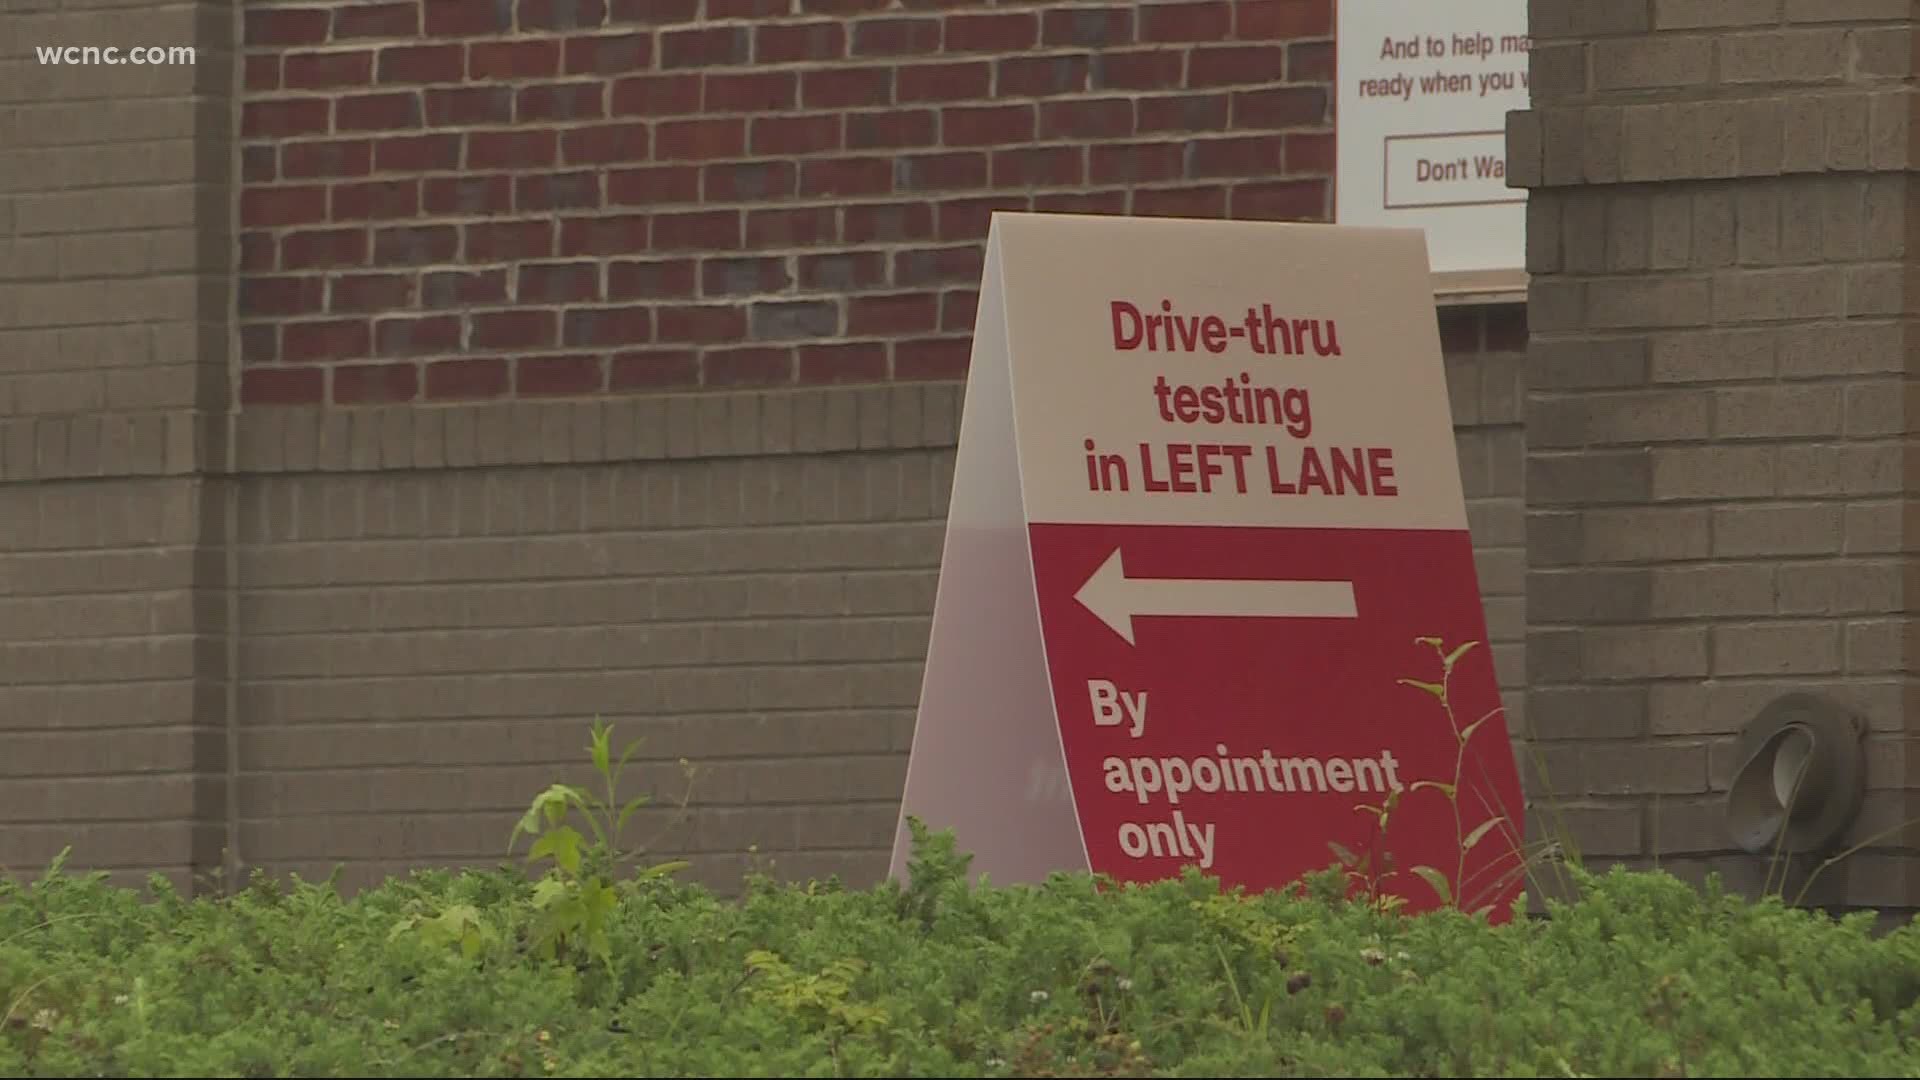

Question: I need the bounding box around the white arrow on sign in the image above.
[1072,547,1358,646]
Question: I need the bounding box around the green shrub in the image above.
[4,821,1920,1077]
[5,712,1920,1077]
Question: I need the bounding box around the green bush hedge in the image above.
[5,720,1920,1077]
[4,825,1920,1078]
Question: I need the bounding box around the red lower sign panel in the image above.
[1029,522,1527,919]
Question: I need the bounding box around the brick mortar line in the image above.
[227,186,1337,228]
[1510,87,1916,189]
[225,33,1328,73]
[225,809,904,822]
[5,390,1524,484]
[0,383,961,482]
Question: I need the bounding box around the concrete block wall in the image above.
[1511,0,1919,906]
[228,385,954,894]
[1444,305,1530,737]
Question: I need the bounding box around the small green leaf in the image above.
[590,724,611,777]
[1327,841,1358,867]
[585,879,618,916]
[529,826,584,876]
[531,876,570,910]
[1412,780,1457,800]
[529,784,586,829]
[434,903,480,929]
[1462,817,1504,854]
[509,803,544,852]
[1471,903,1498,922]
[617,736,645,775]
[617,795,652,834]
[1414,636,1444,650]
[1412,865,1453,906]
[1442,640,1479,671]
[1460,712,1494,744]
[1398,678,1446,701]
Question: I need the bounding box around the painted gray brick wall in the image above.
[1510,0,1919,907]
[0,0,233,891]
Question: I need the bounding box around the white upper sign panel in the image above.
[1334,0,1530,278]
[990,213,1468,534]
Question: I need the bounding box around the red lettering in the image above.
[1139,442,1169,492]
[1368,447,1397,496]
[1111,301,1142,350]
[1196,444,1224,492]
[1242,310,1267,354]
[1223,444,1253,492]
[1297,447,1330,495]
[1104,300,1343,356]
[1199,383,1224,423]
[1331,447,1367,494]
[1168,443,1197,493]
[1172,384,1200,422]
[1152,375,1176,421]
[1266,445,1295,494]
[1202,315,1228,353]
[1261,445,1397,497]
[1313,319,1342,357]
[1173,312,1201,351]
[1262,304,1291,354]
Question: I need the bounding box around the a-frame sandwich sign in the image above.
[889,213,1526,917]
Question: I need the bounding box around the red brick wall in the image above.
[236,0,1335,407]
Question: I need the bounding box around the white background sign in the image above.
[1335,0,1529,278]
